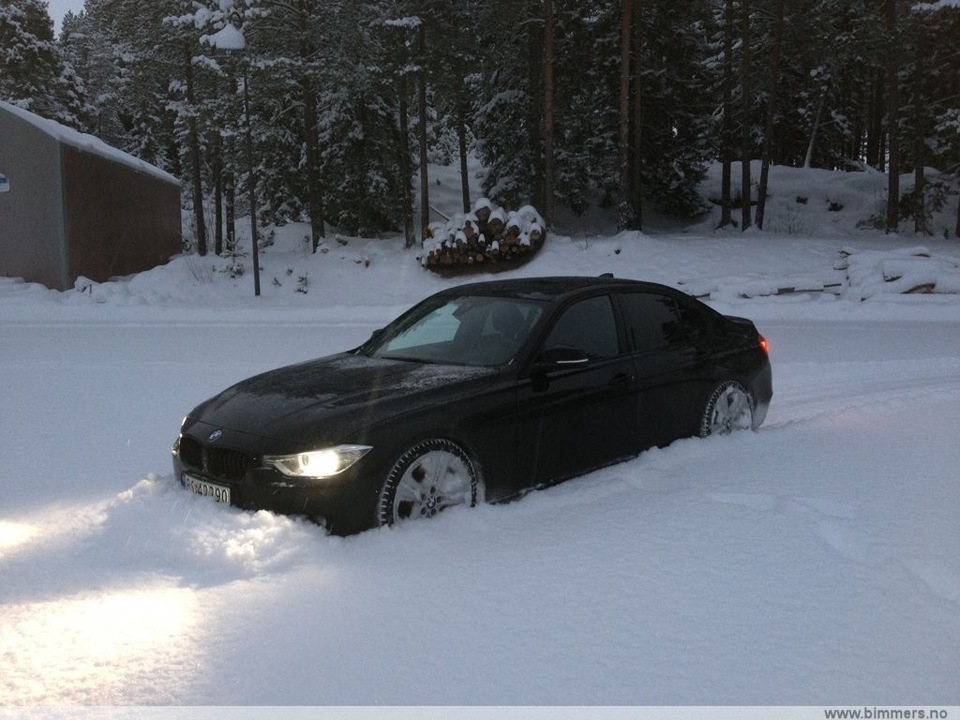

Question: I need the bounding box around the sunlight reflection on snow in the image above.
[0,521,35,554]
[0,585,199,703]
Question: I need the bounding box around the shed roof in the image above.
[0,101,179,185]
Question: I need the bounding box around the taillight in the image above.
[758,334,769,354]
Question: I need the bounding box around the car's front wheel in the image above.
[700,380,754,437]
[378,438,481,527]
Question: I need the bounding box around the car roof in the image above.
[438,275,674,302]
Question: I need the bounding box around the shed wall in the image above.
[0,109,67,288]
[62,146,181,283]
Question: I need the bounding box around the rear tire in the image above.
[700,380,754,437]
[378,438,480,527]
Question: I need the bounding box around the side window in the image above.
[619,292,684,350]
[543,295,619,359]
[674,295,713,340]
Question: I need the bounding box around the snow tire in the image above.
[699,380,755,437]
[378,438,480,527]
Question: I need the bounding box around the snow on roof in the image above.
[0,100,179,185]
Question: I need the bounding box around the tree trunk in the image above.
[852,83,865,168]
[298,0,325,251]
[740,0,752,231]
[913,39,926,235]
[543,0,555,228]
[213,133,223,256]
[456,83,470,213]
[302,83,325,250]
[398,78,416,248]
[885,0,900,233]
[719,0,734,228]
[617,0,633,231]
[803,87,826,168]
[867,70,885,170]
[956,191,960,238]
[528,1,544,211]
[542,0,555,228]
[224,80,236,255]
[630,0,643,231]
[755,0,784,230]
[184,42,208,256]
[225,165,236,254]
[914,151,925,235]
[242,67,261,297]
[418,20,430,244]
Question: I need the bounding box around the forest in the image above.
[2,0,959,255]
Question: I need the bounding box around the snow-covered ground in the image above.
[1,164,959,706]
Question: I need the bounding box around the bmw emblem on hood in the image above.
[208,429,223,443]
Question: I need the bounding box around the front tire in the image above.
[378,438,480,527]
[700,380,754,437]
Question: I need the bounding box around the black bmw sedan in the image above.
[173,276,772,534]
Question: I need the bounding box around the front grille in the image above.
[179,436,203,468]
[179,436,255,481]
[206,447,253,480]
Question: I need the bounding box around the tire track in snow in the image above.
[817,520,960,604]
[725,356,960,607]
[764,358,960,428]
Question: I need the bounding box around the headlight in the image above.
[264,445,373,479]
[172,417,190,456]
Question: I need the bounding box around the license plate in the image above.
[182,474,231,505]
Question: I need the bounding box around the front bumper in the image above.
[172,430,388,535]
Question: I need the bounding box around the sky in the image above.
[47,0,83,32]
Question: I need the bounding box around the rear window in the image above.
[619,292,685,350]
[674,294,715,340]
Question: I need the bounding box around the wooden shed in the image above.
[0,101,182,290]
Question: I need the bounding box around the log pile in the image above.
[678,246,960,301]
[837,246,960,299]
[422,199,546,275]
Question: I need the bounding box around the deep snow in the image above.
[1,163,959,707]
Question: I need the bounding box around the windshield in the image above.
[365,296,546,366]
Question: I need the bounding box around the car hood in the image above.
[188,353,498,448]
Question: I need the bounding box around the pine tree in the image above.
[0,0,85,127]
[898,1,960,235]
[637,0,712,217]
[472,0,539,209]
[53,0,959,243]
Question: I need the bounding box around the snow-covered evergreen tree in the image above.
[1,0,86,127]
[52,0,959,239]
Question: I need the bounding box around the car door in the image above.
[617,290,713,448]
[514,293,639,486]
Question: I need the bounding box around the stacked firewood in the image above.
[422,199,546,274]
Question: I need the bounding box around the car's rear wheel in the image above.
[700,380,754,437]
[378,438,480,526]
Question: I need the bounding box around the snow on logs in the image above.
[422,199,546,275]
[837,246,960,299]
[679,246,960,301]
